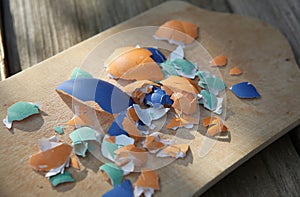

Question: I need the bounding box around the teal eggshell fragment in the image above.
[7,102,40,122]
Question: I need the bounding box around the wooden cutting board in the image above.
[0,1,299,196]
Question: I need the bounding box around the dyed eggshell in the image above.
[135,169,160,190]
[211,55,227,67]
[160,76,199,94]
[230,66,243,75]
[106,48,163,80]
[155,20,198,44]
[29,143,72,171]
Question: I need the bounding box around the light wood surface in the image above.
[0,1,300,196]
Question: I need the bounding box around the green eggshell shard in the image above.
[7,102,40,122]
[54,126,64,135]
[73,142,89,157]
[70,67,93,79]
[49,171,75,187]
[173,59,196,75]
[196,71,212,81]
[69,127,97,157]
[69,127,97,144]
[161,60,178,77]
[201,90,217,110]
[103,141,119,158]
[99,163,123,186]
[204,77,226,92]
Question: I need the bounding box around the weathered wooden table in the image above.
[0,0,299,196]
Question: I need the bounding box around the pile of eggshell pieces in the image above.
[27,19,260,196]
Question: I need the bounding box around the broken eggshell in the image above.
[29,143,72,172]
[99,163,124,186]
[103,179,133,197]
[56,78,133,114]
[154,19,198,45]
[146,47,166,64]
[106,47,164,81]
[230,82,260,99]
[3,101,40,129]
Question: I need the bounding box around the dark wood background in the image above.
[0,0,299,196]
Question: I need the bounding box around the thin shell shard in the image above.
[210,55,227,67]
[135,169,160,190]
[160,76,199,95]
[230,66,242,76]
[154,20,198,45]
[202,116,228,136]
[106,47,163,80]
[29,143,73,171]
[3,101,40,128]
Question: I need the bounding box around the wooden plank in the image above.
[2,0,231,73]
[0,8,6,80]
[0,2,299,196]
[227,0,300,65]
[203,134,300,197]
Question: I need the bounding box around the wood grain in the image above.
[1,0,232,73]
[228,0,300,65]
[1,0,300,196]
[203,134,300,197]
[0,2,299,196]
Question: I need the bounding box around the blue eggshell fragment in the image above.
[144,87,173,107]
[230,82,261,99]
[107,111,129,136]
[56,78,133,114]
[147,47,166,63]
[102,179,133,197]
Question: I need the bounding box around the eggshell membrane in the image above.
[29,143,72,171]
[155,20,198,44]
[135,169,160,190]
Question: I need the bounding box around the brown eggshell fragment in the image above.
[106,48,163,80]
[202,116,228,136]
[171,92,197,115]
[211,55,228,67]
[135,169,160,190]
[127,107,140,122]
[107,48,152,78]
[160,76,198,94]
[29,143,72,171]
[144,136,165,151]
[104,47,136,67]
[122,117,141,141]
[115,144,147,166]
[121,57,164,81]
[162,144,189,158]
[230,66,243,75]
[67,114,93,127]
[155,20,198,44]
[70,155,80,170]
[123,80,158,96]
